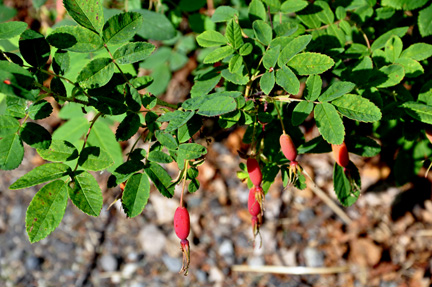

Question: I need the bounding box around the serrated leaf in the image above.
[221,68,249,85]
[400,43,432,61]
[260,71,275,95]
[122,173,150,218]
[276,66,300,95]
[278,35,312,67]
[372,64,405,88]
[88,121,122,171]
[19,29,50,67]
[226,18,243,49]
[419,81,432,106]
[346,136,381,157]
[318,81,355,102]
[178,143,207,160]
[158,110,194,132]
[25,180,68,243]
[144,162,175,198]
[333,162,361,207]
[102,12,143,44]
[395,57,424,78]
[0,61,35,100]
[197,96,237,116]
[63,0,104,34]
[113,42,155,64]
[253,20,272,46]
[78,146,114,171]
[108,160,145,187]
[37,140,78,162]
[69,171,103,216]
[10,163,71,189]
[125,86,142,112]
[288,52,334,75]
[131,76,153,90]
[239,43,253,56]
[211,6,238,22]
[263,45,280,70]
[315,1,334,24]
[382,0,429,10]
[419,5,432,37]
[249,0,267,21]
[370,26,409,51]
[314,102,345,145]
[292,101,314,126]
[52,117,89,144]
[281,0,308,13]
[0,21,27,40]
[148,150,173,163]
[297,4,322,29]
[77,58,115,89]
[134,9,175,40]
[188,178,200,193]
[203,45,234,64]
[28,100,53,120]
[304,74,322,101]
[52,50,70,76]
[402,102,432,124]
[177,115,202,143]
[0,115,19,137]
[116,113,141,141]
[190,69,221,97]
[21,122,51,149]
[47,25,103,53]
[196,30,227,47]
[332,94,382,122]
[155,131,178,150]
[384,36,403,63]
[229,54,243,73]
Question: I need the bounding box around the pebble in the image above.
[139,225,166,256]
[208,266,224,282]
[218,240,234,264]
[303,247,324,267]
[25,255,43,271]
[100,254,118,272]
[122,263,138,278]
[298,208,315,225]
[195,270,208,283]
[162,254,182,272]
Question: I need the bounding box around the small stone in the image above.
[121,263,138,278]
[139,225,166,256]
[25,256,43,271]
[303,247,324,267]
[218,240,234,257]
[196,270,208,283]
[298,208,315,225]
[247,256,264,267]
[100,254,118,272]
[208,267,224,282]
[162,254,182,272]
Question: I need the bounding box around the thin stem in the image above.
[305,20,341,32]
[156,98,179,109]
[104,44,131,85]
[72,112,102,174]
[126,133,143,161]
[273,99,285,134]
[179,160,189,207]
[268,5,273,30]
[1,50,13,63]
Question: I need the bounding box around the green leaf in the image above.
[122,173,150,218]
[297,135,331,154]
[280,0,308,13]
[318,81,355,102]
[52,50,70,76]
[188,178,200,193]
[253,20,272,46]
[419,4,432,37]
[28,100,53,120]
[260,71,275,95]
[125,86,142,112]
[221,68,249,85]
[131,76,153,90]
[52,117,89,144]
[0,115,19,137]
[19,29,50,67]
[178,143,207,160]
[370,26,409,51]
[10,163,71,189]
[0,21,27,40]
[147,151,173,163]
[177,115,202,143]
[113,42,155,64]
[395,57,424,78]
[382,0,429,10]
[332,94,382,122]
[144,162,175,198]
[278,35,312,67]
[102,12,143,44]
[116,113,141,141]
[400,43,432,61]
[25,180,68,243]
[346,136,381,157]
[211,6,238,22]
[78,146,114,171]
[179,0,206,12]
[63,0,104,34]
[314,102,345,145]
[372,64,405,88]
[0,61,35,100]
[37,140,78,162]
[315,1,334,24]
[249,0,267,21]
[239,43,253,56]
[276,66,300,95]
[197,96,237,116]
[304,74,322,101]
[69,171,103,216]
[384,36,403,63]
[108,160,145,187]
[155,131,178,150]
[47,25,103,53]
[402,102,432,124]
[134,9,176,41]
[77,58,115,89]
[196,30,227,47]
[21,122,51,149]
[287,52,335,75]
[297,4,322,29]
[226,19,244,49]
[190,69,221,97]
[333,162,361,207]
[229,54,243,74]
[158,110,195,132]
[419,81,432,106]
[203,45,234,64]
[263,45,280,70]
[292,101,314,126]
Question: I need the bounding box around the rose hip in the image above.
[248,187,261,217]
[174,206,191,275]
[280,134,297,161]
[247,158,262,186]
[332,142,349,168]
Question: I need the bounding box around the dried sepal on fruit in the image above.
[248,187,264,248]
[174,206,191,276]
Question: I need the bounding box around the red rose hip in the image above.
[248,187,261,217]
[331,142,349,168]
[174,206,190,240]
[247,158,262,186]
[280,134,297,161]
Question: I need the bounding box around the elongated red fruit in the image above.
[426,126,432,144]
[280,134,297,161]
[331,142,349,168]
[248,187,261,217]
[174,207,190,240]
[247,158,262,186]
